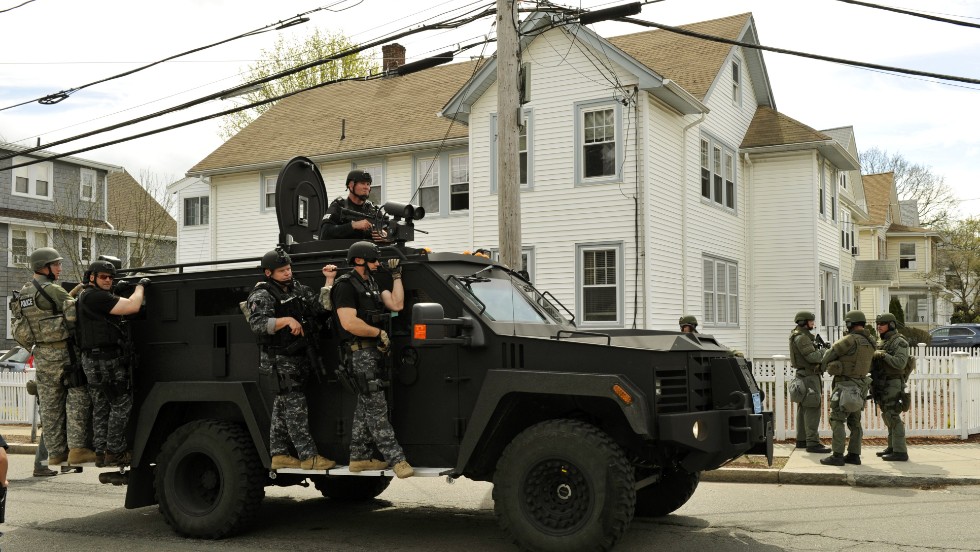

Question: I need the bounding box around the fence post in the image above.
[772,355,788,440]
[952,352,969,439]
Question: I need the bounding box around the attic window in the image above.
[731,60,741,106]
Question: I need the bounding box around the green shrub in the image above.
[899,326,930,347]
[889,297,906,326]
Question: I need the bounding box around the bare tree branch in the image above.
[859,147,955,227]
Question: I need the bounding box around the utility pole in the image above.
[496,0,521,271]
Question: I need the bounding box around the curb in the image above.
[7,443,38,455]
[703,467,980,487]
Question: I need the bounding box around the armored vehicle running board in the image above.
[271,466,453,478]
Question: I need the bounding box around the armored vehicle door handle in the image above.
[445,376,471,383]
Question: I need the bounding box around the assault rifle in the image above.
[814,334,830,350]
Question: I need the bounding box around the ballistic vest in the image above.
[16,277,70,344]
[331,272,385,340]
[76,287,125,350]
[250,280,307,349]
[880,331,911,378]
[838,329,875,378]
[789,328,821,372]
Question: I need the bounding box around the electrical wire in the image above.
[0,6,498,167]
[0,0,361,113]
[0,0,35,14]
[835,0,980,29]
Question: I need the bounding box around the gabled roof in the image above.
[741,107,859,169]
[189,60,483,175]
[107,171,177,237]
[860,172,897,226]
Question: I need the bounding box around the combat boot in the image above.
[881,451,909,462]
[349,459,388,472]
[844,453,861,465]
[300,455,336,470]
[270,454,301,470]
[875,448,893,457]
[96,450,106,468]
[806,444,832,454]
[820,453,845,466]
[48,453,68,466]
[33,467,57,477]
[68,447,98,465]
[795,441,807,449]
[392,460,414,479]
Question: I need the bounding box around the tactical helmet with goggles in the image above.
[794,311,816,324]
[260,249,292,271]
[30,247,63,272]
[348,241,381,265]
[875,312,898,331]
[844,310,867,328]
[88,259,117,276]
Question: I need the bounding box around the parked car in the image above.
[928,324,980,348]
[0,346,31,371]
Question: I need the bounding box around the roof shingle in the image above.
[741,106,832,149]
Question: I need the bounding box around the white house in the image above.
[183,11,869,358]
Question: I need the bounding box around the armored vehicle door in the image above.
[275,156,329,245]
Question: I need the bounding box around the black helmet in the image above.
[348,241,380,264]
[30,247,63,272]
[260,249,291,270]
[346,169,373,188]
[88,259,116,276]
[794,311,816,324]
[875,312,898,331]
[844,310,867,328]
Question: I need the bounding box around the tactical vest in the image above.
[789,328,820,372]
[881,331,911,378]
[16,278,71,345]
[251,280,307,349]
[331,272,385,340]
[76,288,125,350]
[330,196,376,223]
[839,330,876,378]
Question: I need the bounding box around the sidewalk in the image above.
[702,441,980,487]
[0,423,42,455]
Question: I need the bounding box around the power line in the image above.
[835,0,980,29]
[0,0,35,14]
[0,0,359,113]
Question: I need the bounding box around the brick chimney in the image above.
[382,43,406,73]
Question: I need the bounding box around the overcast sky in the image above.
[2,0,978,217]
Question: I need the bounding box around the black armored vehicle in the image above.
[119,157,773,552]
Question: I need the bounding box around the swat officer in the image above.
[819,310,875,466]
[332,241,413,478]
[679,315,698,333]
[789,311,831,453]
[76,260,148,467]
[248,249,337,471]
[318,169,383,241]
[17,248,95,467]
[873,313,911,462]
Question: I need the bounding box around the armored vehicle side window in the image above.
[195,286,251,317]
[451,275,547,323]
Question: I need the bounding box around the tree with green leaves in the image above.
[219,29,379,140]
[859,147,955,228]
[888,296,905,327]
[927,217,980,323]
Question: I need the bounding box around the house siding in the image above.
[176,179,212,271]
[213,171,280,266]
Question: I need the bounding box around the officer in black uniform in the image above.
[318,170,383,241]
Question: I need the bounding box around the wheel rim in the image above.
[519,458,593,535]
[171,450,223,516]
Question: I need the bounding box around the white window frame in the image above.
[183,195,210,227]
[449,154,469,212]
[576,242,623,327]
[840,210,853,252]
[80,168,97,202]
[413,149,468,218]
[10,157,54,201]
[839,171,848,190]
[899,242,917,270]
[841,281,853,316]
[818,159,826,217]
[352,161,385,205]
[490,246,535,282]
[127,238,146,268]
[699,134,736,211]
[261,173,277,212]
[893,293,929,324]
[731,58,742,106]
[79,234,96,265]
[490,108,534,192]
[830,167,837,221]
[703,255,739,327]
[8,225,52,268]
[819,267,839,328]
[415,155,440,216]
[574,100,622,186]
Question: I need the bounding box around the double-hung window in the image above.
[10,226,51,267]
[699,136,736,210]
[80,168,97,202]
[490,109,534,191]
[575,100,621,185]
[414,151,469,217]
[79,235,94,264]
[262,173,277,211]
[353,162,384,205]
[10,157,53,200]
[184,196,210,226]
[703,256,739,326]
[417,156,440,215]
[450,155,469,211]
[578,243,622,326]
[899,243,917,270]
[731,59,742,105]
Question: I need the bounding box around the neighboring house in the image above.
[167,176,212,271]
[184,12,870,358]
[855,172,948,329]
[1,142,176,349]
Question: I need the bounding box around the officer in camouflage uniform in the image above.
[819,310,875,466]
[76,260,148,467]
[17,248,95,466]
[248,249,337,471]
[678,315,698,333]
[873,313,910,462]
[789,311,831,453]
[332,241,413,478]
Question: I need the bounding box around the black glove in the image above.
[138,278,151,288]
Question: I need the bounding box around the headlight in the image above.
[692,420,705,441]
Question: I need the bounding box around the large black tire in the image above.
[154,419,265,539]
[492,419,635,552]
[633,468,700,518]
[312,475,392,500]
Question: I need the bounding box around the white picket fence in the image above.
[0,371,36,425]
[753,345,980,439]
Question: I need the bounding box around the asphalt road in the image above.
[2,453,979,551]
